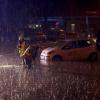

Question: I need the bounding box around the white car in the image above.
[40,39,98,61]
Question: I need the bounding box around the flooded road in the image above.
[0,42,100,100]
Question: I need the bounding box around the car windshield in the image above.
[51,39,94,48]
[51,40,70,48]
[54,42,65,47]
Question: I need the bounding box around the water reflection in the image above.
[0,59,99,99]
[40,60,50,66]
[0,65,19,68]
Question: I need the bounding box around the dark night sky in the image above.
[76,0,98,11]
[7,0,99,16]
[0,0,99,27]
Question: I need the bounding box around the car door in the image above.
[60,41,79,60]
[73,40,94,60]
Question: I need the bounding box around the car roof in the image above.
[55,38,95,47]
[57,38,91,43]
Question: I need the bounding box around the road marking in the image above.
[0,65,19,68]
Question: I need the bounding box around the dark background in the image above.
[2,0,99,17]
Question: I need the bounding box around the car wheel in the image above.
[88,53,98,61]
[52,55,62,61]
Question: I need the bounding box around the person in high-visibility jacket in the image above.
[18,31,25,56]
[18,40,32,68]
[18,38,39,68]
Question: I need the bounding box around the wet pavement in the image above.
[0,42,100,100]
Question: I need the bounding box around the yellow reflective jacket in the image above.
[18,42,31,58]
